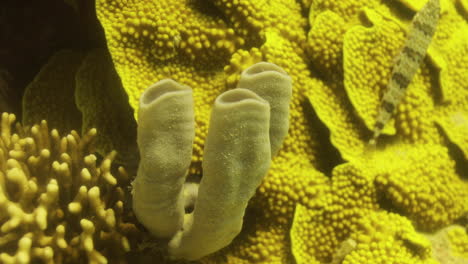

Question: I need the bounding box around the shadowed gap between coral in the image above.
[427,57,443,105]
[435,125,468,180]
[302,100,343,176]
[187,0,230,27]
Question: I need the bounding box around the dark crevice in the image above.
[455,0,468,20]
[187,0,230,26]
[375,184,402,214]
[435,124,468,179]
[302,99,344,176]
[381,0,415,22]
[426,56,444,105]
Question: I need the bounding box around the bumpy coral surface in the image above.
[93,0,468,263]
[22,48,138,165]
[9,0,465,263]
[426,224,468,263]
[0,113,140,263]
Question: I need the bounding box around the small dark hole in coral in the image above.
[375,183,403,214]
[185,204,195,214]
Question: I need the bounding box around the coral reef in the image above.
[22,48,138,165]
[0,113,140,263]
[426,224,468,263]
[3,0,466,263]
[96,0,468,262]
[369,0,440,145]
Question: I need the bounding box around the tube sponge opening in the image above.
[140,79,188,106]
[238,62,292,156]
[168,88,271,260]
[242,61,288,75]
[132,62,293,260]
[133,79,195,238]
[216,87,265,104]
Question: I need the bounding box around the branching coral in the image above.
[0,113,140,263]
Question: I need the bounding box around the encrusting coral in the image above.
[0,113,139,264]
[426,224,468,263]
[21,50,85,134]
[133,62,292,260]
[343,211,437,264]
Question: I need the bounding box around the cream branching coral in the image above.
[132,62,292,260]
[0,113,139,264]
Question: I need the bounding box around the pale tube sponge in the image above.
[132,79,195,238]
[168,88,272,260]
[238,62,292,156]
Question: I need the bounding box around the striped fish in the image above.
[369,0,440,146]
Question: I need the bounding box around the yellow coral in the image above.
[291,156,380,263]
[291,140,468,263]
[435,109,468,160]
[0,113,139,263]
[309,0,380,23]
[74,49,138,164]
[305,0,467,158]
[374,143,468,230]
[432,25,468,159]
[204,214,294,264]
[224,48,263,89]
[21,48,139,166]
[87,0,468,262]
[447,226,468,259]
[343,9,406,135]
[344,211,437,264]
[425,224,468,263]
[22,50,84,133]
[306,10,347,75]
